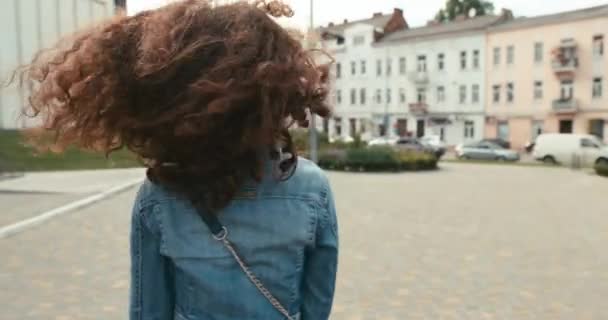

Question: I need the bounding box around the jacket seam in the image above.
[138,194,319,207]
[134,208,143,320]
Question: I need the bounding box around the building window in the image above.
[460,51,467,70]
[417,88,427,103]
[507,45,514,65]
[360,88,366,105]
[360,60,366,75]
[376,59,382,76]
[534,42,543,63]
[459,85,467,104]
[593,35,604,57]
[375,89,382,104]
[473,50,480,69]
[350,88,356,105]
[399,57,406,75]
[472,84,480,103]
[353,35,365,46]
[399,88,406,103]
[534,81,543,100]
[336,63,341,79]
[593,77,603,99]
[386,88,392,103]
[350,61,356,76]
[438,53,445,71]
[437,86,445,102]
[464,121,475,138]
[493,47,500,66]
[506,83,514,103]
[417,55,427,72]
[336,89,342,104]
[493,85,501,103]
[386,58,392,76]
[560,80,574,100]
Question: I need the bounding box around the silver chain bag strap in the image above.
[197,208,295,320]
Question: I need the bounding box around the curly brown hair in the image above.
[21,0,331,210]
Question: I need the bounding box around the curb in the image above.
[0,178,143,239]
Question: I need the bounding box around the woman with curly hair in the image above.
[21,0,338,319]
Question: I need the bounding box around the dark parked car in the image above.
[481,138,511,149]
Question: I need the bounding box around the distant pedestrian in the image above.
[20,0,338,319]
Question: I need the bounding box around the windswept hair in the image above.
[20,0,332,210]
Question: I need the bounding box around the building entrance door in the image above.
[590,119,605,139]
[559,119,573,133]
[416,119,425,138]
[397,119,408,137]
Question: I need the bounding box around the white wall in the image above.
[382,33,487,145]
[325,23,380,139]
[0,0,115,129]
[324,25,489,145]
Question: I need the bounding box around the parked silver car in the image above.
[457,141,520,161]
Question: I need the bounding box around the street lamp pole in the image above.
[308,0,318,163]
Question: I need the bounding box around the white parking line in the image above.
[0,178,143,239]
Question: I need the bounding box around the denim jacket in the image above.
[129,158,338,320]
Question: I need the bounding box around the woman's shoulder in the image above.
[294,157,328,182]
[134,178,180,209]
[259,157,331,201]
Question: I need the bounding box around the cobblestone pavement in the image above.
[1,163,607,319]
[0,193,91,227]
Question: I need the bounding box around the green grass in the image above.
[0,130,141,172]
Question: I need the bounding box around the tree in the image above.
[435,0,495,22]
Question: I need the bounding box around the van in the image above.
[533,134,608,167]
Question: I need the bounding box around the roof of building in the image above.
[488,4,608,32]
[381,14,506,43]
[319,13,394,36]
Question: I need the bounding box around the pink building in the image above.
[485,6,608,150]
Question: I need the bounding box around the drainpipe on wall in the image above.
[383,46,390,138]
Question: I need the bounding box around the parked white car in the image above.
[533,133,608,166]
[368,137,398,146]
[419,135,444,149]
[329,135,354,144]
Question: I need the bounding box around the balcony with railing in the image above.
[409,102,429,115]
[552,98,579,114]
[551,39,579,78]
[408,71,429,86]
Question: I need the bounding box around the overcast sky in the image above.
[128,0,608,29]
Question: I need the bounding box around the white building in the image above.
[0,0,121,129]
[319,9,408,141]
[320,10,513,146]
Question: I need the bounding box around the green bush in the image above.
[290,129,330,153]
[595,161,608,177]
[351,134,367,149]
[345,147,399,171]
[318,146,437,172]
[318,149,347,170]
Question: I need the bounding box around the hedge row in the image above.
[595,162,608,177]
[318,146,438,172]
